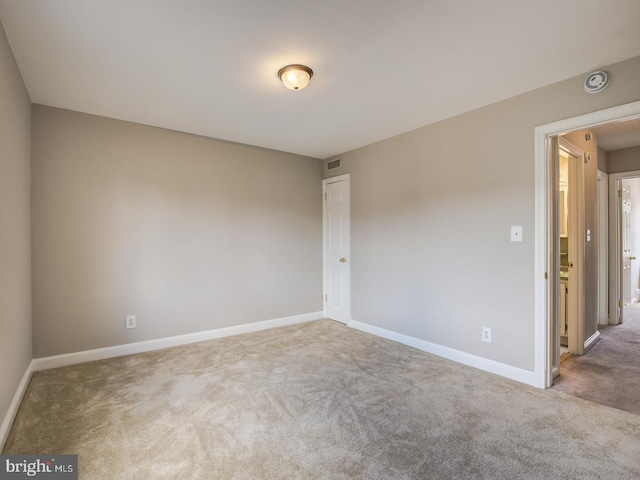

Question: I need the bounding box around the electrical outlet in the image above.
[126,315,136,329]
[482,327,492,343]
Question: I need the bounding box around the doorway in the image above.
[322,174,351,324]
[550,135,593,382]
[557,139,584,358]
[608,171,640,325]
[551,167,640,414]
[534,100,640,388]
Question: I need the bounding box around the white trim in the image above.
[534,100,640,388]
[348,319,539,387]
[534,128,550,388]
[33,312,323,371]
[0,360,34,451]
[597,170,609,326]
[609,175,622,324]
[583,330,601,351]
[324,173,350,185]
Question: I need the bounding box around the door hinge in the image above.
[619,189,623,198]
[544,272,548,280]
[619,299,624,307]
[324,192,327,201]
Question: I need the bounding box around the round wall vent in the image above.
[584,71,610,94]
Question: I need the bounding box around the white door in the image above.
[559,139,584,356]
[549,136,561,384]
[323,175,350,323]
[620,183,632,323]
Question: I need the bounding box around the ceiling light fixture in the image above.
[278,64,313,91]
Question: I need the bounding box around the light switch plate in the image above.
[510,226,523,242]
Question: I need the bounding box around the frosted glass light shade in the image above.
[278,64,313,91]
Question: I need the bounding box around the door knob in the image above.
[339,258,347,263]
[631,256,637,260]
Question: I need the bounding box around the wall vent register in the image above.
[327,159,341,170]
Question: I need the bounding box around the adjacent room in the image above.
[1,1,640,478]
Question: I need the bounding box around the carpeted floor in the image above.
[4,320,640,479]
[551,303,640,415]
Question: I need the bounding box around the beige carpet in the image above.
[4,320,640,479]
[552,302,640,415]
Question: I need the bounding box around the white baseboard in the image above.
[33,311,323,372]
[348,319,539,388]
[0,360,34,452]
[583,330,601,352]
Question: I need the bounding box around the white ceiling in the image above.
[1,0,639,159]
[591,118,640,151]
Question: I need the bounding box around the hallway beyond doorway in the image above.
[551,303,640,415]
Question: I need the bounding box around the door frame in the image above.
[322,173,351,323]
[608,170,640,325]
[597,169,608,326]
[534,100,640,388]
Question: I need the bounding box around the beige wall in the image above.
[562,130,598,348]
[0,20,31,437]
[597,147,608,173]
[608,146,640,173]
[32,106,323,357]
[325,55,640,371]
